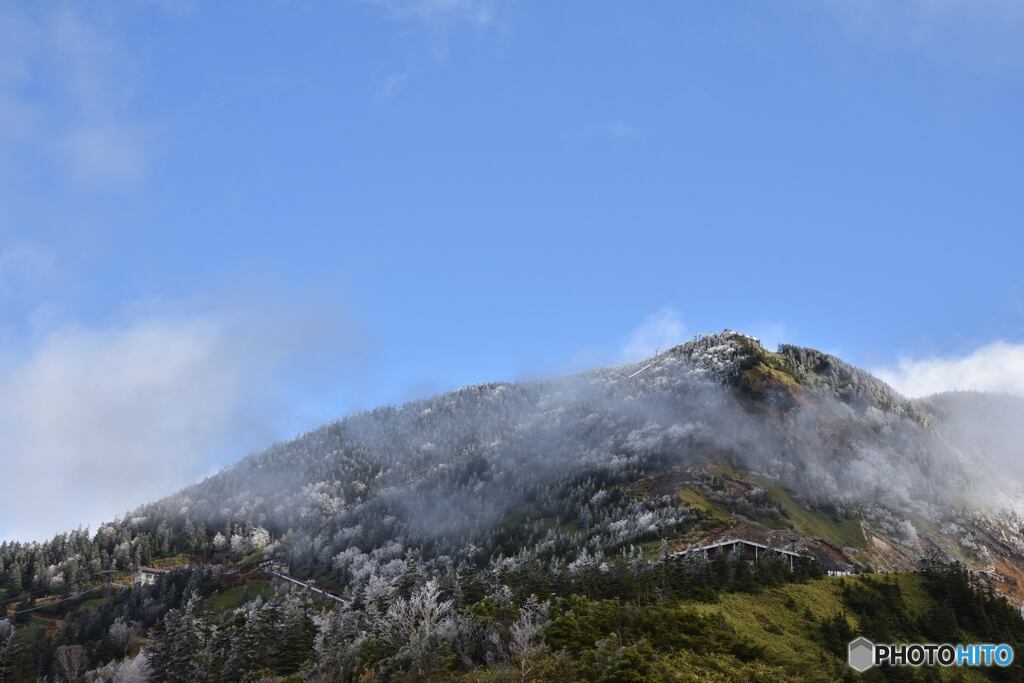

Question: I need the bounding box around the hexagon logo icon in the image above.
[848,637,875,672]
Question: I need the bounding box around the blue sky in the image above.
[2,0,1024,539]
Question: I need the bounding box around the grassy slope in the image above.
[756,478,867,550]
[677,486,733,522]
[698,575,989,681]
[199,580,275,616]
[522,574,990,683]
[672,459,866,553]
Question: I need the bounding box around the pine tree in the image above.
[149,593,210,682]
[32,555,47,592]
[277,594,317,674]
[223,610,258,676]
[251,598,283,672]
[0,619,21,681]
[7,561,22,595]
[204,621,233,683]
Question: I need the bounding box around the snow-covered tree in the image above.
[0,619,17,681]
[376,580,454,674]
[55,644,88,682]
[109,617,141,658]
[249,527,271,550]
[508,595,550,681]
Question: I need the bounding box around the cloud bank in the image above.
[0,304,357,542]
[875,341,1024,398]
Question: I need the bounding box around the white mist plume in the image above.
[0,305,355,541]
[621,307,685,362]
[875,341,1024,398]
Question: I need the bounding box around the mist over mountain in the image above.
[110,331,1024,588]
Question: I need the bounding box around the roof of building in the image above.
[137,566,170,574]
[677,537,805,559]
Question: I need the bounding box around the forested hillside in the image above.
[4,331,1024,681]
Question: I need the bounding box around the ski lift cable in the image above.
[625,348,664,379]
[268,571,346,605]
[1,569,121,610]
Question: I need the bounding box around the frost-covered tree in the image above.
[508,595,550,681]
[86,650,151,683]
[375,580,454,674]
[229,533,249,557]
[109,617,141,658]
[249,527,271,551]
[148,594,209,682]
[211,533,227,552]
[55,644,88,682]
[0,619,17,681]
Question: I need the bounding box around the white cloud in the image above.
[874,341,1024,398]
[0,6,149,185]
[621,307,686,362]
[51,8,149,185]
[0,305,356,541]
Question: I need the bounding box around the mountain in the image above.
[130,330,1024,588]
[3,331,1024,681]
